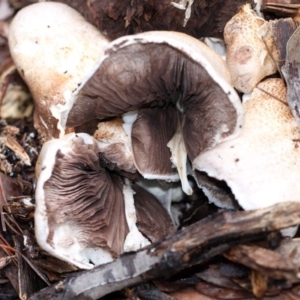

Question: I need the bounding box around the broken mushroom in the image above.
[193,78,300,210]
[93,116,137,174]
[282,25,300,131]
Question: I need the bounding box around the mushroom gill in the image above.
[194,78,300,210]
[35,133,150,269]
[131,107,179,181]
[68,31,243,192]
[133,184,176,242]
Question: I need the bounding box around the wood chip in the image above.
[224,245,299,281]
[195,281,254,299]
[0,135,31,166]
[0,256,11,269]
[250,270,268,298]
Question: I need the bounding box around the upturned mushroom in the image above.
[67,30,243,195]
[35,133,175,269]
[8,2,109,141]
[194,78,300,211]
[224,4,279,93]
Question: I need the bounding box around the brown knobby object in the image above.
[224,4,279,93]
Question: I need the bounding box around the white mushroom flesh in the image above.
[194,78,300,210]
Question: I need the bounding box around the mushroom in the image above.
[8,2,109,141]
[93,116,137,174]
[224,4,279,93]
[193,78,300,211]
[35,133,152,269]
[67,31,243,195]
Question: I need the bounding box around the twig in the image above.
[0,174,7,231]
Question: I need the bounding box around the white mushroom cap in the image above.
[193,78,300,210]
[8,2,109,140]
[224,4,279,93]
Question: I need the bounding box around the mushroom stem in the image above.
[123,179,150,252]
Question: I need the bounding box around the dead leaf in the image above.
[251,270,268,298]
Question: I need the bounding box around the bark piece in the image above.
[267,18,299,68]
[196,264,245,291]
[195,281,254,299]
[86,0,254,41]
[224,245,299,281]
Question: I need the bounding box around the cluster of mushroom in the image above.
[8,2,245,269]
[9,1,300,269]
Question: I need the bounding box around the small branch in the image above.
[29,202,300,300]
